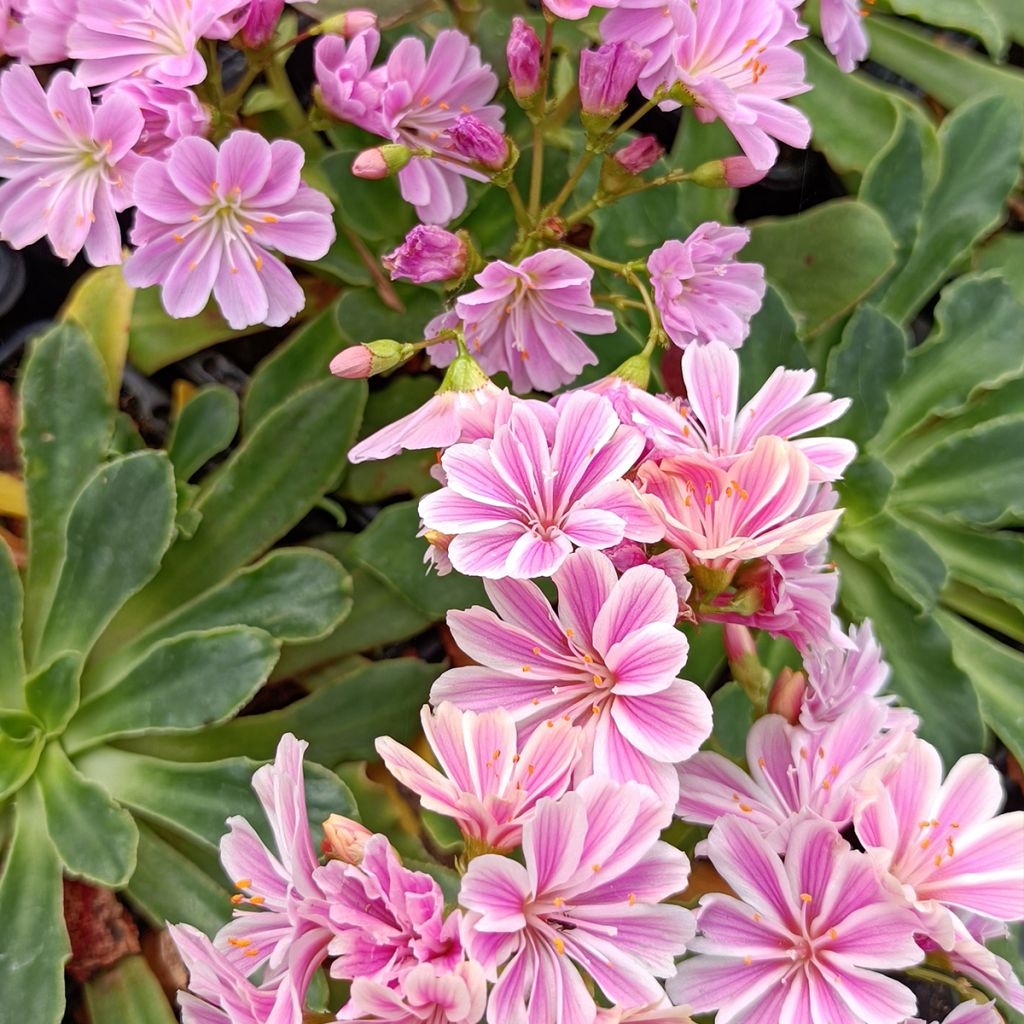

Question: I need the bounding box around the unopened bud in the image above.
[507,17,542,105]
[322,815,372,864]
[448,115,510,170]
[352,144,411,179]
[538,216,567,242]
[690,562,735,599]
[437,348,492,394]
[384,226,468,284]
[579,41,649,135]
[724,623,769,706]
[610,352,651,389]
[317,9,377,38]
[329,339,415,378]
[613,134,663,175]
[767,667,807,725]
[690,156,768,189]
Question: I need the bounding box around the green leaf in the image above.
[167,386,239,482]
[244,303,346,431]
[24,652,81,736]
[0,710,45,801]
[18,324,112,653]
[671,116,738,231]
[35,741,137,886]
[736,287,808,404]
[34,452,176,668]
[123,657,442,765]
[59,265,135,401]
[893,417,1024,526]
[877,96,1024,324]
[975,233,1024,304]
[336,285,442,347]
[710,682,753,763]
[89,548,351,693]
[0,542,24,707]
[66,627,279,752]
[106,377,367,636]
[320,150,416,242]
[886,0,1006,58]
[836,456,895,528]
[937,611,1024,766]
[834,544,984,763]
[83,955,177,1024]
[126,823,231,935]
[744,200,897,337]
[78,748,356,852]
[825,306,906,447]
[0,785,69,1024]
[683,623,725,691]
[941,580,1024,643]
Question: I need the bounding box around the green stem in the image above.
[341,225,404,312]
[544,148,597,220]
[565,168,693,227]
[904,966,988,1002]
[505,182,531,228]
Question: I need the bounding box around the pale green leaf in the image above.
[167,386,239,482]
[0,542,24,707]
[83,955,177,1024]
[24,652,81,736]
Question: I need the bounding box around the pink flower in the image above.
[507,17,542,101]
[600,0,690,100]
[337,962,487,1024]
[820,0,870,73]
[67,0,245,87]
[637,436,842,579]
[668,816,922,1024]
[672,0,811,170]
[224,0,320,49]
[460,776,694,1024]
[170,923,302,1024]
[854,738,1024,948]
[384,225,467,284]
[910,1003,1003,1024]
[447,114,509,170]
[937,914,1024,1012]
[432,548,712,806]
[215,734,336,999]
[124,131,335,329]
[0,66,141,266]
[675,700,913,850]
[450,250,615,392]
[314,29,389,134]
[545,0,618,19]
[418,391,660,579]
[597,1006,694,1024]
[614,135,663,175]
[318,833,463,985]
[579,40,650,120]
[377,703,582,853]
[654,340,856,482]
[322,814,373,864]
[647,225,766,351]
[101,79,209,157]
[4,0,75,62]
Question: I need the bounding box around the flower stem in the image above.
[564,168,693,227]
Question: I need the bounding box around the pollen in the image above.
[592,674,603,686]
[565,628,574,637]
[532,646,540,655]
[244,224,254,234]
[263,214,278,223]
[591,863,601,873]
[173,233,184,243]
[243,948,261,958]
[420,95,431,106]
[752,912,761,922]
[227,937,251,947]
[829,928,838,941]
[592,704,600,715]
[800,893,812,904]
[230,894,244,904]
[554,897,564,907]
[744,955,753,965]
[554,937,565,955]
[628,893,636,906]
[249,895,265,905]
[235,879,252,889]
[210,180,219,191]
[521,665,531,673]
[546,720,554,728]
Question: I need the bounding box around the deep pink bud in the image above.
[723,156,769,188]
[322,815,373,864]
[723,623,756,665]
[448,114,509,170]
[579,41,649,120]
[507,17,542,101]
[351,144,411,179]
[383,226,468,284]
[240,0,285,49]
[767,667,808,725]
[614,134,663,175]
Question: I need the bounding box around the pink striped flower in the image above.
[636,436,842,582]
[668,816,922,1024]
[314,29,389,134]
[675,700,913,851]
[671,0,811,170]
[648,225,766,351]
[337,962,487,1024]
[432,548,712,807]
[0,66,141,266]
[418,391,660,579]
[854,738,1024,948]
[597,1006,694,1023]
[101,79,209,157]
[376,703,582,853]
[545,0,618,20]
[936,914,1024,1012]
[449,250,615,393]
[910,1002,1003,1024]
[820,0,870,73]
[124,131,335,329]
[67,0,245,87]
[460,776,694,1024]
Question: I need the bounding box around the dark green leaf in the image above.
[320,150,415,242]
[736,287,808,404]
[66,627,279,752]
[0,785,69,1024]
[0,710,45,802]
[671,116,738,231]
[835,456,894,526]
[167,386,239,482]
[974,233,1024,304]
[34,452,176,668]
[684,623,725,691]
[0,542,24,707]
[18,324,112,654]
[336,285,443,347]
[710,682,754,763]
[886,0,1007,58]
[24,652,81,736]
[83,955,177,1024]
[36,741,137,886]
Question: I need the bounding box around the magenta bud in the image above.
[723,624,756,665]
[383,226,468,284]
[239,0,286,49]
[614,134,663,175]
[579,41,649,126]
[767,667,808,725]
[448,115,509,170]
[507,17,542,103]
[352,144,411,179]
[322,815,373,864]
[330,339,414,378]
[689,156,769,189]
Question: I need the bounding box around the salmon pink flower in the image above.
[460,776,694,1024]
[124,131,335,329]
[579,41,650,122]
[377,703,582,853]
[450,250,615,393]
[668,816,922,1024]
[821,0,870,73]
[338,962,487,1024]
[854,738,1024,947]
[68,0,246,87]
[419,391,660,579]
[648,225,766,351]
[0,66,142,266]
[432,548,711,806]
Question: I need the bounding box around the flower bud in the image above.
[507,17,542,104]
[318,9,377,38]
[723,623,768,706]
[448,115,510,170]
[352,144,412,179]
[438,347,492,394]
[383,226,468,284]
[689,156,768,189]
[322,815,372,864]
[767,667,808,725]
[613,134,663,175]
[579,41,649,134]
[239,0,285,50]
[330,339,415,378]
[610,352,651,389]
